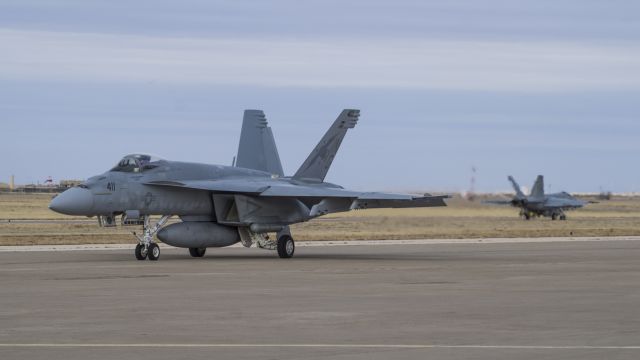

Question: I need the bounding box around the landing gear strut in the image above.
[133,215,171,261]
[238,225,296,258]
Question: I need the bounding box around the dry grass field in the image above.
[1,192,639,246]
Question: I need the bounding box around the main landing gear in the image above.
[133,215,171,261]
[277,234,295,258]
[519,210,532,220]
[238,225,295,258]
[551,212,567,221]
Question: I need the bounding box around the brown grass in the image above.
[1,193,639,245]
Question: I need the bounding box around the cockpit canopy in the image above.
[555,191,573,199]
[110,154,164,173]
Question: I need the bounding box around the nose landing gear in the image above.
[134,243,147,260]
[133,215,171,261]
[148,243,161,261]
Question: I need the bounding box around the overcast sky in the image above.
[1,0,639,193]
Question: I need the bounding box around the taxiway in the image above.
[1,239,639,359]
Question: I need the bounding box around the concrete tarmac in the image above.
[1,239,640,360]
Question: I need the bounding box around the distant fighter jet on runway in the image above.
[486,175,588,220]
[49,109,448,260]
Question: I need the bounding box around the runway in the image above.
[1,239,640,359]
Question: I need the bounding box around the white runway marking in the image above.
[0,343,638,350]
[1,236,639,252]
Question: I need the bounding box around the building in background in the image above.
[0,176,84,193]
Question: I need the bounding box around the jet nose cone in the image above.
[49,187,94,215]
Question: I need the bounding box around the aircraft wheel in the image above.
[523,213,531,220]
[560,214,567,220]
[277,235,295,259]
[551,213,557,220]
[189,247,207,257]
[147,243,160,261]
[135,244,147,260]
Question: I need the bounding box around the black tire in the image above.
[147,243,160,261]
[277,235,295,259]
[551,213,557,220]
[560,215,567,221]
[524,213,531,220]
[135,244,147,260]
[189,247,207,257]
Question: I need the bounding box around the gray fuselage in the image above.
[53,160,270,217]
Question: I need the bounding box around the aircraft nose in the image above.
[49,187,94,215]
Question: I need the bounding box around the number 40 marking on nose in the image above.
[107,182,116,191]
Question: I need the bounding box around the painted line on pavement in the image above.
[1,236,639,252]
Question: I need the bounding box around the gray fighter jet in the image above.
[49,109,448,260]
[487,175,587,220]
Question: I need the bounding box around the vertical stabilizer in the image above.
[508,176,526,198]
[530,175,545,199]
[262,126,283,175]
[293,109,360,182]
[236,110,284,176]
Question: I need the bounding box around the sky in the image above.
[1,0,639,193]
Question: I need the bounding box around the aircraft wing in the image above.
[265,185,448,207]
[145,179,359,197]
[258,184,362,198]
[351,194,449,209]
[146,179,448,207]
[544,197,587,209]
[144,180,269,194]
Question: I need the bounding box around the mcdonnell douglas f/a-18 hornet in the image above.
[50,110,448,260]
[486,175,588,220]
